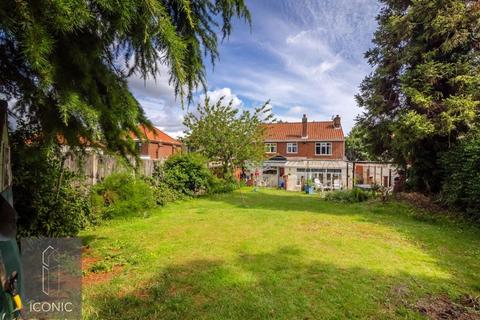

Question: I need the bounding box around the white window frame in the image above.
[265,143,277,153]
[286,142,298,154]
[315,142,332,155]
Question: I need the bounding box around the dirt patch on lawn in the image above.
[82,247,123,285]
[417,295,480,320]
[83,265,123,285]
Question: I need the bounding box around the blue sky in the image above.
[128,0,381,137]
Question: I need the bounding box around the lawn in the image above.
[81,188,480,319]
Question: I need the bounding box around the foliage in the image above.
[91,173,156,219]
[440,132,480,219]
[208,174,240,194]
[183,96,274,177]
[145,169,186,206]
[345,125,373,161]
[152,181,185,206]
[0,0,250,155]
[324,188,370,203]
[304,179,315,187]
[163,153,213,196]
[356,0,480,192]
[10,122,92,237]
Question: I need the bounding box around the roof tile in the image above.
[131,125,182,145]
[264,121,344,141]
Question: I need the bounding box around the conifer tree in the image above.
[356,0,480,192]
[0,0,250,155]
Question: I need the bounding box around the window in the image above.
[286,142,298,153]
[265,143,277,153]
[315,142,332,155]
[136,142,144,155]
[136,142,150,158]
[263,168,278,175]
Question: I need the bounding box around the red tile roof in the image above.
[263,121,344,141]
[132,125,182,145]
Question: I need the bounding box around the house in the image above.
[257,114,348,190]
[131,125,182,160]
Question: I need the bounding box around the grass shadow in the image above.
[85,246,455,319]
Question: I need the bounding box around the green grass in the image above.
[81,188,480,319]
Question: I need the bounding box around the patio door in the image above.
[324,173,332,188]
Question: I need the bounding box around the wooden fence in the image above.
[63,150,162,185]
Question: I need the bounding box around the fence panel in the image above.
[64,151,162,185]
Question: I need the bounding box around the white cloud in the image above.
[288,105,307,115]
[200,87,243,108]
[127,0,380,135]
[127,66,185,138]
[205,0,380,133]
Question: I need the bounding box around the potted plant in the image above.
[305,179,315,194]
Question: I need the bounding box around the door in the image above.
[325,173,332,189]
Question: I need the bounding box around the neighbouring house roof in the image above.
[263,121,344,141]
[131,125,182,146]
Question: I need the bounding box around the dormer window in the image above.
[265,143,277,153]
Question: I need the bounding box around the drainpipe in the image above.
[352,161,355,189]
[346,162,349,190]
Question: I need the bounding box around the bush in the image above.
[91,173,156,219]
[163,153,213,196]
[147,155,238,206]
[144,174,185,206]
[324,188,370,203]
[10,125,92,237]
[15,171,92,237]
[440,133,480,220]
[208,174,240,194]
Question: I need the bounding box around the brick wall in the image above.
[265,141,344,160]
[147,142,180,160]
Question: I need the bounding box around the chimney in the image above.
[333,115,341,129]
[302,114,308,138]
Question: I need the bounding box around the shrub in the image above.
[145,175,185,206]
[163,153,213,196]
[440,133,480,220]
[208,174,240,194]
[154,181,185,206]
[91,173,156,219]
[15,171,92,237]
[10,125,92,237]
[324,188,370,203]
[352,187,370,202]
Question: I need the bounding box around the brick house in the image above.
[131,125,182,160]
[258,114,348,190]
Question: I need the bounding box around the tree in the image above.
[440,130,480,218]
[345,124,373,161]
[183,96,273,177]
[356,0,480,192]
[0,0,250,155]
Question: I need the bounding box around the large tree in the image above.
[183,96,273,177]
[345,124,373,162]
[0,0,250,155]
[356,0,480,192]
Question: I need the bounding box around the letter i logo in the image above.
[42,245,59,296]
